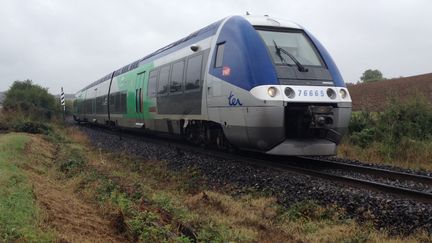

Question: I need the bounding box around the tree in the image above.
[3,80,59,120]
[360,69,385,83]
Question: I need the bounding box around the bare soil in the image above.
[348,72,432,111]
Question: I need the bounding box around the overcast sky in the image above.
[1,0,431,94]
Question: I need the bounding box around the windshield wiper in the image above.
[272,40,290,66]
[273,40,308,72]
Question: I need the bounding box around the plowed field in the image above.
[347,73,432,111]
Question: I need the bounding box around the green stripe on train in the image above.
[115,62,155,120]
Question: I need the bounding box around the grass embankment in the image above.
[339,96,432,171]
[0,133,53,242]
[0,125,430,242]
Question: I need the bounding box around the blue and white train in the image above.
[73,15,352,156]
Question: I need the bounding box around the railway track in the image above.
[202,151,432,204]
[265,156,432,204]
[79,123,432,204]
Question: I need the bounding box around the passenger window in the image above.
[158,65,170,95]
[214,43,225,68]
[147,70,158,97]
[118,91,127,114]
[185,54,203,91]
[96,96,106,114]
[110,91,127,114]
[170,61,184,93]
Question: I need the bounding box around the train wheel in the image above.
[215,129,228,151]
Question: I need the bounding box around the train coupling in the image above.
[309,105,334,128]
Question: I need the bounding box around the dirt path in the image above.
[24,136,126,242]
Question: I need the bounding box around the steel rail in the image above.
[296,156,432,186]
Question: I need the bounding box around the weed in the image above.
[348,111,377,134]
[109,190,133,216]
[350,127,376,148]
[96,179,118,202]
[281,201,339,222]
[340,231,369,243]
[179,168,205,194]
[128,210,171,241]
[152,192,190,221]
[175,235,193,243]
[58,148,87,176]
[196,224,229,243]
[303,221,319,234]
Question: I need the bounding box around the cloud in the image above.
[0,0,431,93]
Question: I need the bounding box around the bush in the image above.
[0,80,62,134]
[3,80,60,121]
[348,96,432,143]
[0,112,53,134]
[12,121,52,134]
[348,112,377,148]
[348,111,376,134]
[378,96,432,143]
[350,128,376,148]
[346,95,432,160]
[0,121,8,131]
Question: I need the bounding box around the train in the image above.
[73,15,352,156]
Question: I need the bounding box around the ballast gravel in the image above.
[79,126,432,236]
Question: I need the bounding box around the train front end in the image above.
[208,15,351,155]
[250,16,352,155]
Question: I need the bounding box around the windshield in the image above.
[257,29,323,66]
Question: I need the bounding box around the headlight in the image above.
[326,88,336,99]
[284,87,295,99]
[267,87,277,97]
[339,89,348,99]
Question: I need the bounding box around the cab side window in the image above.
[214,42,225,68]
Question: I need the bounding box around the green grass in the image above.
[0,133,53,242]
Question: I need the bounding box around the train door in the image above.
[134,71,145,128]
[145,69,158,131]
[90,87,97,122]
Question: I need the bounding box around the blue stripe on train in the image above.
[209,16,279,91]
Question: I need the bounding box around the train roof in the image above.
[78,19,224,93]
[243,15,302,29]
[77,15,302,94]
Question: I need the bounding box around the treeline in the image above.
[0,80,62,134]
